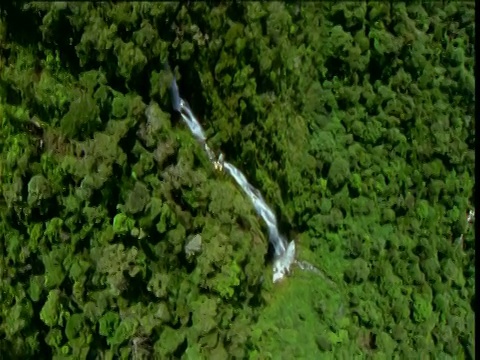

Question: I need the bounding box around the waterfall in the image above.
[222,162,287,256]
[164,69,295,282]
[178,99,207,142]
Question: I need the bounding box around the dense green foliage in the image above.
[0,2,475,359]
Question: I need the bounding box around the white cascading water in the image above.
[222,162,287,256]
[166,70,295,282]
